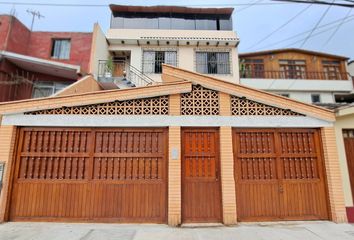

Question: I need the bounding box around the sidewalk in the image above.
[0,221,354,240]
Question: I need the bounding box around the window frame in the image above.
[241,58,265,78]
[279,59,307,79]
[322,60,342,80]
[142,48,178,74]
[51,39,71,60]
[32,81,70,98]
[195,49,232,75]
[311,94,321,103]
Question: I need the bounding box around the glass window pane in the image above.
[171,18,195,30]
[158,18,171,29]
[196,19,217,30]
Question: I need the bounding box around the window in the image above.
[279,93,290,98]
[196,52,230,74]
[142,50,177,74]
[322,60,341,80]
[32,82,70,98]
[51,39,71,59]
[241,59,264,78]
[279,60,306,79]
[311,94,321,103]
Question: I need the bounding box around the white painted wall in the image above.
[107,44,239,84]
[266,91,335,104]
[89,24,109,78]
[348,62,354,77]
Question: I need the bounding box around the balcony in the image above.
[240,70,349,80]
[240,70,352,92]
[98,60,154,88]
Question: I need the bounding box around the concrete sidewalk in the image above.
[0,221,354,240]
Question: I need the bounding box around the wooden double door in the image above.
[233,128,329,221]
[343,129,354,202]
[181,128,222,223]
[9,127,167,223]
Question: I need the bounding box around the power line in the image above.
[322,8,352,47]
[272,0,354,8]
[0,1,296,7]
[250,13,354,50]
[245,3,313,50]
[284,15,354,47]
[237,0,264,13]
[299,0,334,48]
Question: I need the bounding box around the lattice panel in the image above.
[181,85,219,115]
[26,96,169,115]
[231,96,302,116]
[282,157,319,180]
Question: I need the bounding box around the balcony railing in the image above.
[98,60,154,87]
[240,70,349,80]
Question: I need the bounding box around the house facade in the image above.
[90,5,239,88]
[239,49,354,104]
[0,65,348,225]
[0,15,93,102]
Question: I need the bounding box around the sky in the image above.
[1,0,353,60]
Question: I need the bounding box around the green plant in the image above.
[106,56,114,74]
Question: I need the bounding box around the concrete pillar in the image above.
[321,127,348,223]
[0,125,17,222]
[168,126,181,226]
[220,126,237,225]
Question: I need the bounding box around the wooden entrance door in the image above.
[343,129,354,201]
[181,128,222,223]
[233,128,329,221]
[9,127,167,223]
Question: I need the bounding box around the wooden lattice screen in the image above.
[181,85,219,115]
[231,96,302,116]
[25,96,169,115]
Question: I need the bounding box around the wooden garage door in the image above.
[9,127,167,223]
[182,128,222,223]
[343,129,354,202]
[233,128,329,221]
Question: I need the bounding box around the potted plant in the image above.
[105,56,114,78]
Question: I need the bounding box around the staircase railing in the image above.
[98,60,155,87]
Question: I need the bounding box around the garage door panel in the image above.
[10,127,167,223]
[282,181,328,219]
[236,182,281,221]
[233,128,329,221]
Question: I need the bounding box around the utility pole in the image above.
[26,9,45,31]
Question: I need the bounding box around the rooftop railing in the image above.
[240,70,349,80]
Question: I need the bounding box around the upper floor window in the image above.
[311,94,321,103]
[32,81,70,98]
[279,60,306,79]
[322,60,341,80]
[240,59,264,78]
[111,12,233,30]
[51,39,71,59]
[196,52,230,74]
[142,50,177,74]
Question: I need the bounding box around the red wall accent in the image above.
[0,15,93,73]
[347,207,354,223]
[27,32,93,73]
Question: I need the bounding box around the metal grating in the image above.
[231,96,303,116]
[25,96,169,115]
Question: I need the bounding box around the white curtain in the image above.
[53,40,71,59]
[143,51,155,73]
[164,51,177,66]
[196,52,208,74]
[216,52,230,74]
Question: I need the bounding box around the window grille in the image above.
[196,52,230,74]
[142,51,177,74]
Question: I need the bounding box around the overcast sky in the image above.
[1,0,353,60]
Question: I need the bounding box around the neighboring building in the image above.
[0,64,347,225]
[89,5,239,88]
[0,15,93,101]
[239,49,354,104]
[335,104,354,223]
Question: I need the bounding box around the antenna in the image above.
[26,9,45,31]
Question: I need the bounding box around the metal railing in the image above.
[240,70,350,80]
[98,60,155,87]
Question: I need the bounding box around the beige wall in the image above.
[335,114,354,207]
[107,44,239,84]
[89,23,110,78]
